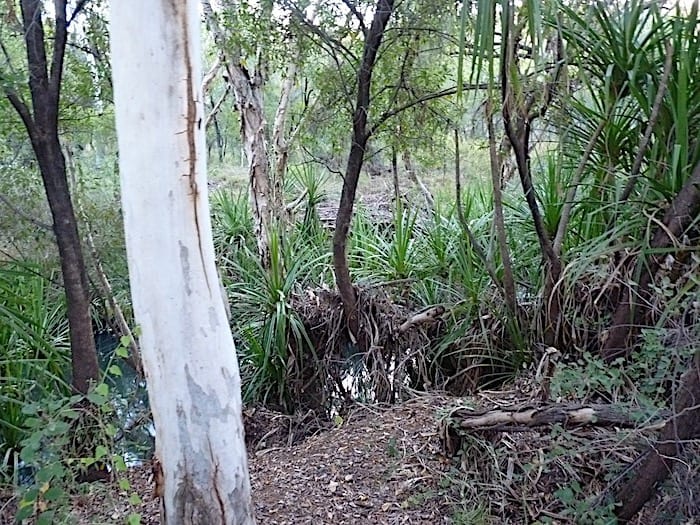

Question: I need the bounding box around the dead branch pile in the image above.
[438,383,700,524]
[290,283,443,413]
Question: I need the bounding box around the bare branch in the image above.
[204,84,230,129]
[4,88,35,137]
[201,55,221,96]
[0,192,52,230]
[340,0,367,37]
[68,0,89,26]
[372,83,488,133]
[552,115,608,256]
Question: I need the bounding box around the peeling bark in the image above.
[202,1,273,267]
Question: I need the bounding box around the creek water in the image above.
[95,331,153,465]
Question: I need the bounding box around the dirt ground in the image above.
[2,390,697,524]
[5,394,463,525]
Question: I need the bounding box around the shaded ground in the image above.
[2,390,697,524]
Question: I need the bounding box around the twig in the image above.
[0,192,52,230]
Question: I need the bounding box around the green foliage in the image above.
[213,183,331,409]
[551,478,617,524]
[0,263,70,460]
[552,324,697,408]
[15,339,141,524]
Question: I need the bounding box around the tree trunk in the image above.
[614,351,700,521]
[602,161,700,362]
[5,0,99,394]
[500,9,562,346]
[402,149,434,210]
[202,1,274,267]
[485,109,518,318]
[110,2,254,522]
[333,0,395,338]
[272,58,298,217]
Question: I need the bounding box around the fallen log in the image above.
[398,305,445,333]
[445,402,667,433]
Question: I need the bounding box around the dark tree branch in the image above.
[340,0,367,37]
[333,0,394,339]
[285,1,358,63]
[614,352,700,521]
[602,161,700,362]
[372,83,488,134]
[4,89,35,137]
[68,0,90,26]
[50,1,68,108]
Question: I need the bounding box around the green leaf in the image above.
[119,478,131,491]
[120,335,132,347]
[19,445,38,463]
[16,502,35,521]
[94,383,110,396]
[87,392,107,405]
[24,417,41,428]
[128,493,142,505]
[555,486,574,505]
[94,445,109,460]
[108,364,123,377]
[37,510,55,525]
[114,455,127,472]
[116,346,129,358]
[62,409,80,420]
[43,486,64,502]
[105,423,118,437]
[127,513,142,525]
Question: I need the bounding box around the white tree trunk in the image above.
[110,2,254,523]
[202,0,274,266]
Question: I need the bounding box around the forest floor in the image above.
[1,388,697,524]
[69,393,464,524]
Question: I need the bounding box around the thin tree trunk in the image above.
[5,0,99,394]
[602,161,700,362]
[333,0,395,338]
[500,9,562,346]
[64,147,143,378]
[402,149,434,210]
[485,104,518,317]
[202,1,273,267]
[272,58,299,218]
[454,128,504,293]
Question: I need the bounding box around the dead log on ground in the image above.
[444,402,667,433]
[440,401,668,457]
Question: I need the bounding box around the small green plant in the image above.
[553,480,617,524]
[15,336,143,524]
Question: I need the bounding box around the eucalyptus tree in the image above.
[110,0,254,522]
[202,0,304,267]
[0,0,99,394]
